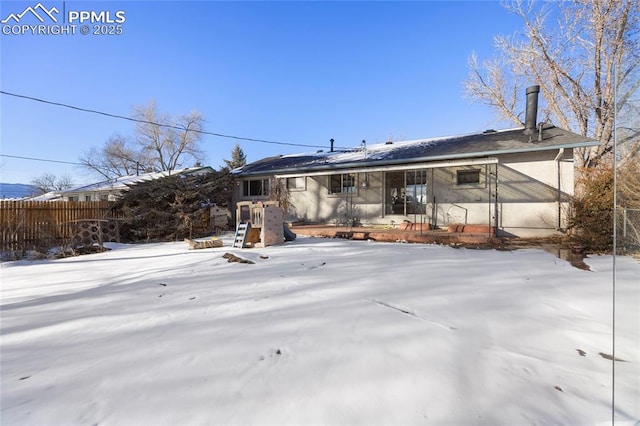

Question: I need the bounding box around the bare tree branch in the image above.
[31,172,73,193]
[464,0,640,168]
[80,102,206,179]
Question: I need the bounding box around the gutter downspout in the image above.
[554,148,565,230]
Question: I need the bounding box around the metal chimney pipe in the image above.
[538,122,544,141]
[523,85,540,136]
[330,138,334,152]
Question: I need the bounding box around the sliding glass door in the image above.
[385,170,427,215]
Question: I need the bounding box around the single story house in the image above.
[59,167,214,202]
[232,87,600,238]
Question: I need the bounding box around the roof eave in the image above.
[236,139,599,177]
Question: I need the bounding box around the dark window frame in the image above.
[329,173,356,195]
[456,169,481,185]
[242,179,270,197]
[286,176,306,191]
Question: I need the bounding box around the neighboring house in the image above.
[27,191,63,201]
[59,167,214,202]
[233,87,600,238]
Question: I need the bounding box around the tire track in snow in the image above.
[364,298,457,331]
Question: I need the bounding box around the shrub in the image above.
[569,166,614,252]
[617,150,640,253]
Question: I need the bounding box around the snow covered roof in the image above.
[235,126,599,176]
[26,191,63,201]
[61,167,214,194]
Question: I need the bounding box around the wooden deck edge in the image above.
[291,226,501,246]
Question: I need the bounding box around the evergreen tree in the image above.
[223,144,247,171]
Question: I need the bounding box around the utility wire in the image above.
[1,90,345,150]
[0,154,83,165]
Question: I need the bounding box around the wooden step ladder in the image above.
[232,222,251,248]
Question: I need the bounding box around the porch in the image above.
[289,223,500,246]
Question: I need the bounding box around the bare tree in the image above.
[31,172,73,193]
[269,177,293,217]
[134,101,205,172]
[80,134,150,180]
[80,101,206,179]
[464,0,639,168]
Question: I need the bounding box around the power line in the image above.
[1,90,340,150]
[0,154,83,165]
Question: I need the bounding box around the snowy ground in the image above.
[1,236,639,425]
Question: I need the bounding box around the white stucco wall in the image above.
[62,191,119,202]
[236,148,575,237]
[495,150,573,236]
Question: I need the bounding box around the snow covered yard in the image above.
[1,237,639,425]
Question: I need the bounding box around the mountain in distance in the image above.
[0,183,42,199]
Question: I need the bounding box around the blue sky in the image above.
[1,1,527,185]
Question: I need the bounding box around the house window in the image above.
[242,179,270,197]
[84,195,92,202]
[329,174,355,194]
[385,170,427,215]
[68,196,79,202]
[286,177,305,191]
[457,169,481,185]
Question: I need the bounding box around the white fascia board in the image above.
[274,157,499,179]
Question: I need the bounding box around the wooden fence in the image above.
[0,201,123,253]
